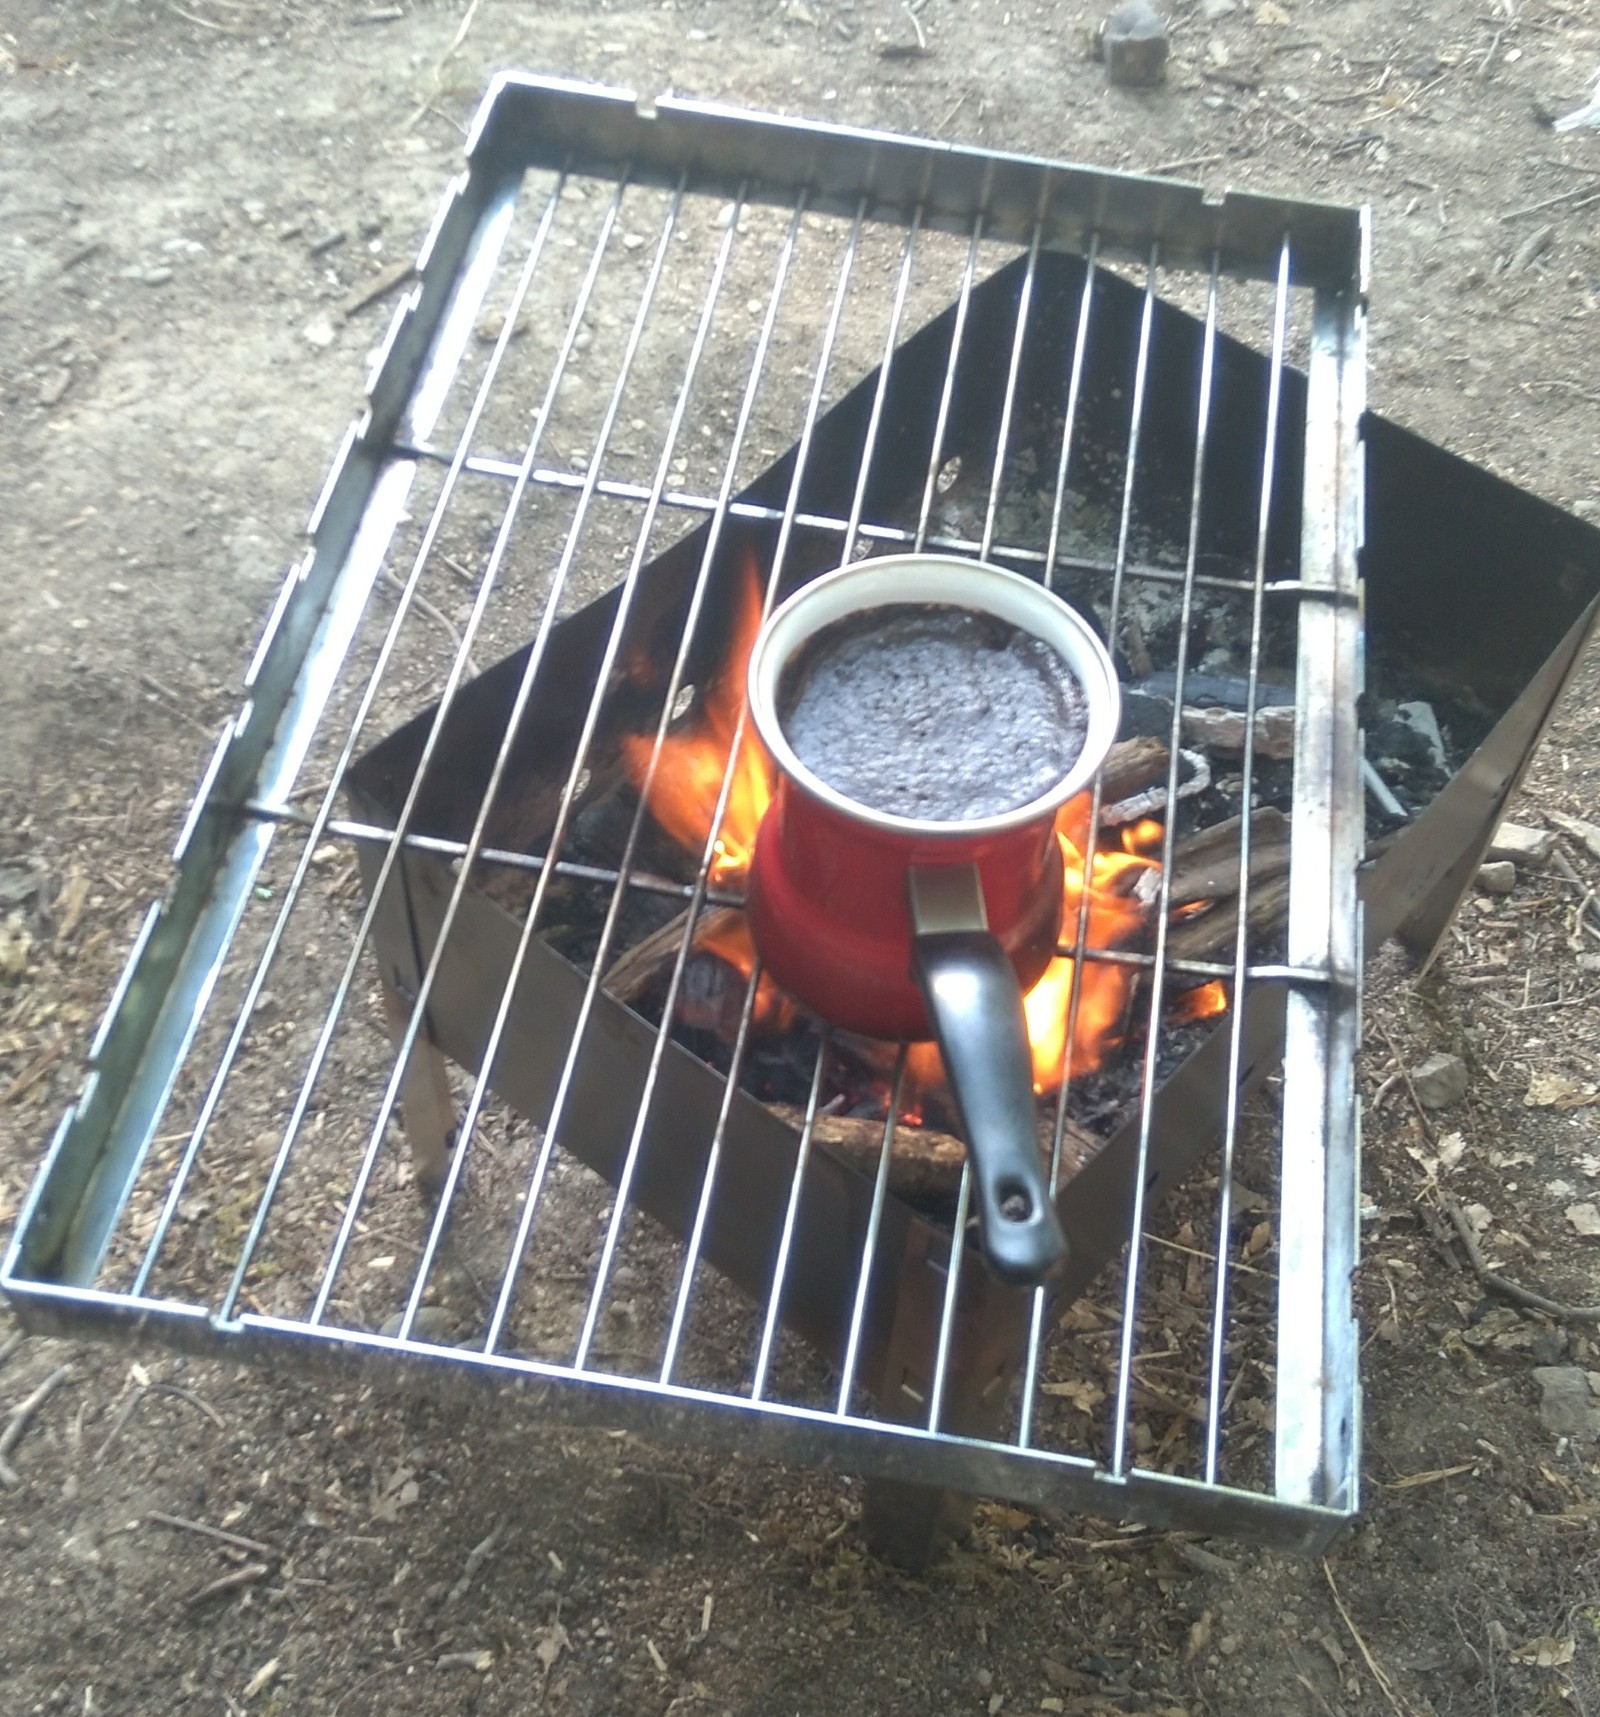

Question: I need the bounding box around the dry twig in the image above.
[0,1363,72,1488]
[1372,1017,1439,1145]
[405,0,484,130]
[444,1521,504,1607]
[147,1510,281,1561]
[1323,1560,1417,1717]
[380,569,481,680]
[1441,1197,1600,1324]
[184,1562,272,1607]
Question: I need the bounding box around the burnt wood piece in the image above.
[769,1104,1106,1204]
[1164,875,1292,966]
[601,905,744,1005]
[1167,807,1292,906]
[1097,735,1170,811]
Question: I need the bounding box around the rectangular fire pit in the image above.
[7,75,1600,1561]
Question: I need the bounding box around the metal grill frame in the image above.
[2,75,1372,1555]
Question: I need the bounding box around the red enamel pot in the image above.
[744,555,1121,1285]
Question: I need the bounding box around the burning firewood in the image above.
[600,740,1172,1006]
[600,905,744,1007]
[1164,874,1292,966]
[1167,807,1291,906]
[1097,735,1169,807]
[767,1103,1103,1204]
[1161,808,1293,965]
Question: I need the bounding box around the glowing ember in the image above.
[622,555,774,888]
[1121,817,1165,858]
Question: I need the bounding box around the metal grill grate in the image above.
[3,76,1368,1554]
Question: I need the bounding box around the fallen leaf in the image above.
[1511,1635,1576,1667]
[1464,1203,1494,1234]
[1255,0,1290,20]
[1525,1069,1597,1110]
[1566,1204,1600,1238]
[55,866,90,940]
[1245,1218,1273,1258]
[1040,1379,1106,1413]
[0,915,33,980]
[1436,1131,1468,1171]
[535,1621,569,1674]
[1185,1609,1214,1661]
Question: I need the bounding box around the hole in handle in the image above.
[997,1180,1034,1223]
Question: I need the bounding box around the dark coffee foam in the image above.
[777,602,1088,822]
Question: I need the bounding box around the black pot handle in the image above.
[909,866,1067,1287]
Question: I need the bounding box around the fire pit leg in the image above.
[859,1351,1013,1567]
[381,982,458,1200]
[861,1477,979,1569]
[858,1223,1030,1569]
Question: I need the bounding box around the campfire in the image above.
[603,551,1272,1192]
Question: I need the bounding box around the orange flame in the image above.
[622,556,790,1030]
[621,556,774,888]
[695,910,796,1033]
[621,556,1181,1089]
[1019,824,1158,1092]
[1172,980,1229,1023]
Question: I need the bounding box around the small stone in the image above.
[0,869,38,909]
[1531,1328,1569,1367]
[1476,861,1517,894]
[1488,822,1555,865]
[621,231,647,251]
[1410,1051,1468,1110]
[302,319,337,349]
[309,227,346,257]
[37,367,71,407]
[1102,0,1169,87]
[140,266,173,286]
[1533,1366,1600,1439]
[1567,1203,1600,1238]
[241,198,268,225]
[1201,0,1237,15]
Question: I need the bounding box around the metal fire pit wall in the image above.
[5,72,1590,1559]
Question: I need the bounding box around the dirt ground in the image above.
[5,1,1600,1713]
